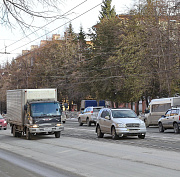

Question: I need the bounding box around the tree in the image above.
[99,0,116,21]
[1,0,65,30]
[78,25,86,50]
[78,0,120,102]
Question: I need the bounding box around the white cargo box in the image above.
[7,88,57,125]
[26,89,57,102]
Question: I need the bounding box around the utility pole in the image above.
[0,46,10,54]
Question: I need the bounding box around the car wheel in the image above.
[112,127,118,140]
[97,125,104,138]
[138,134,145,139]
[62,121,66,124]
[158,122,164,132]
[4,127,7,130]
[26,128,31,140]
[78,118,83,126]
[55,131,61,138]
[174,123,179,134]
[86,118,91,126]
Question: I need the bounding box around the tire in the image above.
[55,131,61,138]
[4,127,7,130]
[138,134,145,139]
[13,125,18,137]
[158,122,164,132]
[62,121,66,124]
[97,125,104,138]
[78,118,83,126]
[112,127,119,140]
[174,123,180,134]
[26,128,31,140]
[86,118,91,126]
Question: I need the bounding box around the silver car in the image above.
[158,108,180,133]
[78,107,103,126]
[96,108,146,139]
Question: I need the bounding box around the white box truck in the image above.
[7,88,64,140]
[140,97,180,127]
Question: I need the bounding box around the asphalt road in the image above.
[62,118,180,152]
[0,119,180,177]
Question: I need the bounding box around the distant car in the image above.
[158,108,180,133]
[96,108,146,140]
[78,107,103,126]
[0,114,7,130]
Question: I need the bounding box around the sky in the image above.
[0,0,137,66]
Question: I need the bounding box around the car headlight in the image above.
[117,123,126,128]
[4,120,7,124]
[140,122,146,127]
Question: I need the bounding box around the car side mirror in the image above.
[105,116,110,120]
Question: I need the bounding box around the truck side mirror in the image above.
[24,105,27,110]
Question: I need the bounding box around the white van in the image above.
[141,97,180,127]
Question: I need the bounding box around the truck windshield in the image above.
[30,102,61,117]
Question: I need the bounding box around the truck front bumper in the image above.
[29,126,64,133]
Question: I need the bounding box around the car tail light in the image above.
[91,111,93,113]
[179,115,180,121]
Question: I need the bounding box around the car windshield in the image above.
[0,114,3,119]
[31,102,61,117]
[112,110,137,118]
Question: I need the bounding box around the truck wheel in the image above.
[13,125,18,137]
[55,131,61,138]
[17,132,22,137]
[26,128,31,140]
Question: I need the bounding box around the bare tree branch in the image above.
[1,0,65,29]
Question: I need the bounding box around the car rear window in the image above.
[93,108,101,112]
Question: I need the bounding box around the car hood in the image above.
[113,118,143,124]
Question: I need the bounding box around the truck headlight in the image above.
[32,124,39,128]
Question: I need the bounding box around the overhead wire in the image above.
[0,0,88,51]
[0,1,103,60]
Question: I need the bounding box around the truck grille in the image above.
[126,123,140,128]
[39,124,55,128]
